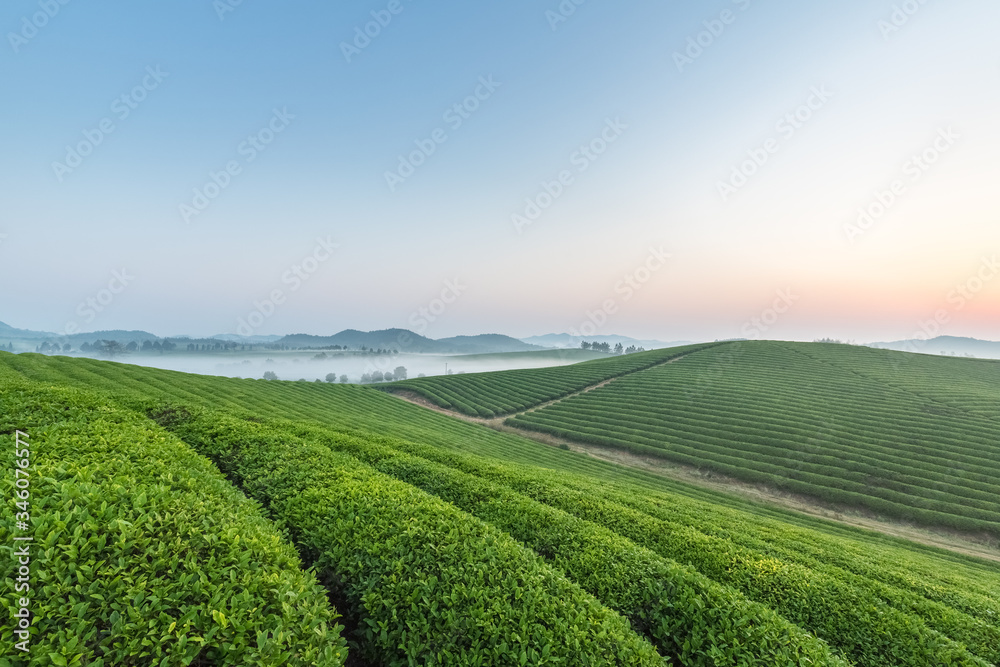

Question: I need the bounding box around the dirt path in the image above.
[394,354,688,426]
[388,358,1000,563]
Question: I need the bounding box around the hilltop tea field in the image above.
[389,341,1000,540]
[2,342,999,666]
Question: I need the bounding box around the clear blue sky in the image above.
[2,0,997,342]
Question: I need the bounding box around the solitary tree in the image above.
[393,366,407,381]
[339,374,348,384]
[614,343,624,355]
[325,373,337,383]
[263,371,278,381]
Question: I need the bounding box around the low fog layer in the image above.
[105,349,610,383]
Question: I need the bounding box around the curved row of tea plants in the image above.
[3,350,996,577]
[368,428,1000,634]
[3,351,999,666]
[508,342,1000,536]
[576,479,1000,663]
[382,343,714,417]
[0,382,347,666]
[3,352,997,603]
[190,412,847,667]
[278,420,994,667]
[160,407,667,666]
[791,343,1000,422]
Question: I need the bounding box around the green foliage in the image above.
[289,425,849,666]
[287,422,995,667]
[508,341,1000,537]
[0,382,346,666]
[166,410,667,666]
[3,349,1000,667]
[385,343,715,416]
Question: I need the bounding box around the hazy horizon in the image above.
[2,1,997,343]
[4,314,998,349]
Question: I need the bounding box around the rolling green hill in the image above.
[1,347,999,666]
[387,343,716,417]
[385,341,1000,538]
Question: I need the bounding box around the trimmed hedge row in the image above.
[290,422,992,667]
[507,414,1000,536]
[295,425,850,667]
[497,341,1000,537]
[163,408,667,667]
[454,468,991,666]
[565,476,1000,665]
[384,343,714,416]
[0,383,347,666]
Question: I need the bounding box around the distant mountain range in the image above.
[868,336,1000,359]
[0,321,52,340]
[0,321,542,355]
[0,321,161,344]
[278,330,541,354]
[520,333,692,350]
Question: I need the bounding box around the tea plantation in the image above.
[1,345,998,665]
[394,341,1000,538]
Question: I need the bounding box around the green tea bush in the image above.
[283,420,992,667]
[296,426,850,667]
[385,343,714,416]
[0,383,346,666]
[166,409,667,667]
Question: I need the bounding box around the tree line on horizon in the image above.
[580,341,645,355]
